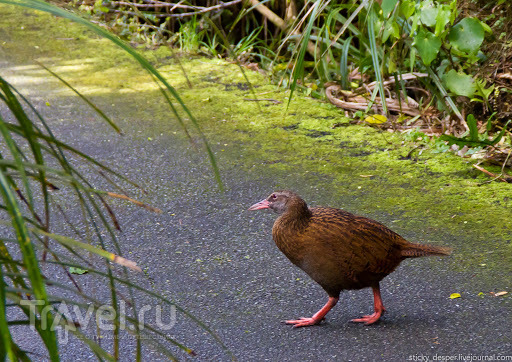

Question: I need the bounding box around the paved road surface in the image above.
[1,53,510,362]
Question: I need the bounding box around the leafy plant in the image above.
[255,0,497,129]
[200,33,220,57]
[66,0,508,130]
[230,27,264,60]
[402,127,428,142]
[440,113,510,147]
[0,0,229,360]
[431,136,452,153]
[177,16,204,53]
[35,0,512,154]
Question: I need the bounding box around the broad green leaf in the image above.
[435,7,451,36]
[382,19,400,43]
[427,67,465,121]
[381,0,398,17]
[443,69,476,98]
[449,18,485,54]
[420,4,438,27]
[400,0,416,18]
[413,28,441,65]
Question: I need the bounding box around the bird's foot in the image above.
[350,311,383,325]
[284,297,337,328]
[284,317,323,328]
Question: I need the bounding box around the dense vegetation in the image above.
[70,0,512,150]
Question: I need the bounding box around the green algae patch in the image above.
[0,5,160,96]
[148,58,512,281]
[1,4,511,284]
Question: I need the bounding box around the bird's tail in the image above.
[401,243,452,258]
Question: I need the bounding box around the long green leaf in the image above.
[7,291,115,361]
[0,2,236,360]
[321,1,368,60]
[287,0,323,110]
[0,169,59,360]
[0,265,16,361]
[0,79,37,214]
[367,5,387,114]
[340,36,354,90]
[0,71,50,232]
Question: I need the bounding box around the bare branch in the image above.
[111,0,243,18]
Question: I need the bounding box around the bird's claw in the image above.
[284,317,323,328]
[350,312,382,325]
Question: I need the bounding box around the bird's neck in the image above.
[272,199,312,260]
[277,198,312,231]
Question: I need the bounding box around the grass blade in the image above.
[367,5,387,114]
[340,36,354,90]
[0,169,59,360]
[287,0,323,110]
[0,265,16,361]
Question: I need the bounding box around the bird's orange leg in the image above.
[351,284,386,325]
[285,296,339,328]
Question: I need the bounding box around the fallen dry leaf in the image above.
[364,114,387,124]
[494,291,508,297]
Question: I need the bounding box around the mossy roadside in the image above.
[1,5,510,285]
[163,59,512,283]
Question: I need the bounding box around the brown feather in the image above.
[401,244,452,257]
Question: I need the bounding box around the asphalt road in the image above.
[1,56,511,361]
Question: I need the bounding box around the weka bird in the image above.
[248,190,451,327]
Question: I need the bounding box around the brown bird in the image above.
[248,190,451,327]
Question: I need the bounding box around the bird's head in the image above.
[248,190,302,215]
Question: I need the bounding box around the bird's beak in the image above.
[248,199,270,211]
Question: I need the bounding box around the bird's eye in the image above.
[271,193,277,199]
